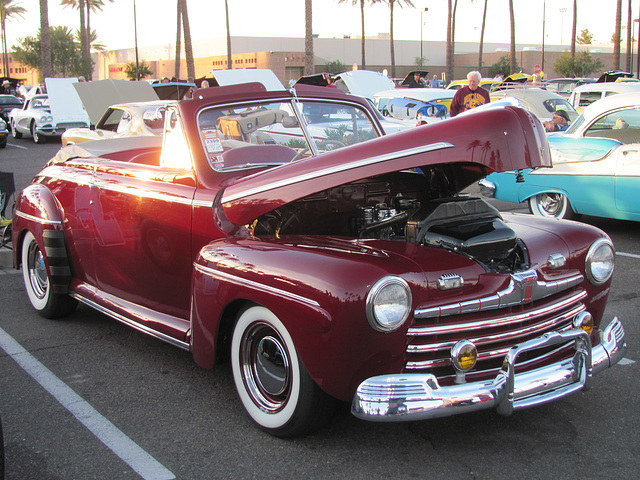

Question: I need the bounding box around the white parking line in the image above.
[617,251,640,259]
[6,143,28,149]
[0,327,175,480]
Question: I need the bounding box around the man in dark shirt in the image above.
[407,72,426,88]
[450,71,490,117]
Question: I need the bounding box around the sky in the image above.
[5,0,627,53]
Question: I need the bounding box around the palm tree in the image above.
[475,0,488,71]
[384,0,415,78]
[60,1,113,79]
[305,0,313,75]
[177,0,194,80]
[60,0,88,67]
[508,0,515,73]
[0,0,26,78]
[570,0,576,58]
[445,0,457,83]
[40,0,52,79]
[338,0,375,70]
[175,1,181,78]
[613,0,621,69]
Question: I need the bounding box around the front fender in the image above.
[190,236,425,401]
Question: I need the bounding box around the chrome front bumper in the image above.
[352,317,626,422]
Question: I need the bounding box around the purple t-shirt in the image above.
[450,85,491,117]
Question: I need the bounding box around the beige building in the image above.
[2,34,631,87]
[94,35,626,86]
[0,55,39,86]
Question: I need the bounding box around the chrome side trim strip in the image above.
[414,273,584,319]
[194,263,321,308]
[91,182,195,206]
[221,142,455,204]
[409,290,587,336]
[14,211,62,225]
[69,292,190,351]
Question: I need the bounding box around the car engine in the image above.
[254,169,529,274]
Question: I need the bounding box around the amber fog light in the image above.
[451,340,478,372]
[573,311,594,335]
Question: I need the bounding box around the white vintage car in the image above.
[9,78,89,144]
[61,100,170,146]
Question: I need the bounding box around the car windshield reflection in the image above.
[197,99,379,171]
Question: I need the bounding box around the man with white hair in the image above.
[450,71,490,117]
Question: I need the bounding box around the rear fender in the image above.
[12,184,72,293]
[517,185,570,204]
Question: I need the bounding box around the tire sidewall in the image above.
[231,306,301,430]
[11,119,21,138]
[21,231,51,312]
[529,193,569,219]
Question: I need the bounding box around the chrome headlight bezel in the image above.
[365,276,412,332]
[0,118,6,130]
[585,238,615,285]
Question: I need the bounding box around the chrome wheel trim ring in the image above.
[240,322,292,413]
[28,243,48,300]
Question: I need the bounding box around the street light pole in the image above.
[559,7,567,45]
[541,0,546,72]
[637,16,640,78]
[421,8,428,63]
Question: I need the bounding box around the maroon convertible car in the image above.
[12,81,626,437]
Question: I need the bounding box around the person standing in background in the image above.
[450,71,490,117]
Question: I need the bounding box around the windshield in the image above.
[542,97,576,114]
[197,99,380,171]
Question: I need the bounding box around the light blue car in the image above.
[480,92,640,221]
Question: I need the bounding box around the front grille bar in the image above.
[407,303,585,355]
[414,272,584,319]
[408,290,587,336]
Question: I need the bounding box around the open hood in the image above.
[398,70,429,87]
[45,78,90,123]
[220,105,550,226]
[209,69,285,91]
[73,79,158,125]
[152,82,195,100]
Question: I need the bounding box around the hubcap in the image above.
[241,322,291,413]
[538,193,563,216]
[28,244,48,299]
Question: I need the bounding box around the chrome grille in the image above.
[58,122,88,129]
[406,273,587,378]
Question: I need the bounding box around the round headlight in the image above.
[585,238,615,285]
[366,276,412,332]
[0,118,5,130]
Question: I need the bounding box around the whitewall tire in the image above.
[231,305,334,437]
